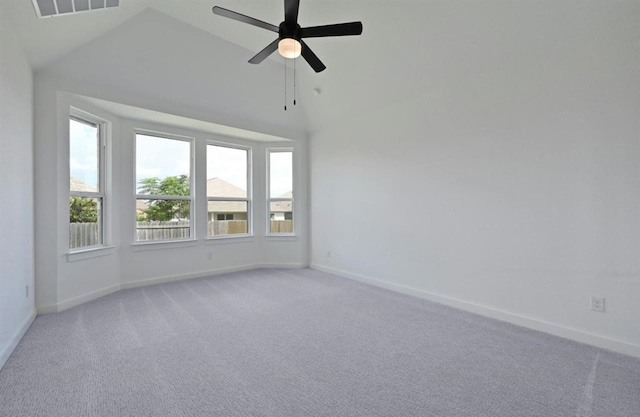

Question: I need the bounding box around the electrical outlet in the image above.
[207,252,213,261]
[591,296,605,313]
[326,250,331,258]
[25,285,29,298]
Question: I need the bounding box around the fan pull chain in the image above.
[293,56,297,106]
[284,57,287,111]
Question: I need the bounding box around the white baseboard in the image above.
[37,264,307,314]
[257,262,309,269]
[311,264,640,359]
[0,309,36,371]
[38,284,121,314]
[121,264,263,290]
[36,303,58,315]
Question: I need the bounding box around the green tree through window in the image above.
[70,197,98,223]
[138,175,190,221]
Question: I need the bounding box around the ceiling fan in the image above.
[212,0,363,73]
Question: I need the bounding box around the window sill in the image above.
[67,246,116,262]
[264,235,298,241]
[131,239,198,252]
[206,235,254,245]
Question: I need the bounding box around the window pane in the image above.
[207,145,247,198]
[57,0,73,14]
[74,0,89,12]
[269,151,292,198]
[136,134,191,195]
[136,199,191,241]
[270,201,293,233]
[208,201,248,236]
[69,197,102,248]
[70,118,99,191]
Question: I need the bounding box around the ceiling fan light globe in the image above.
[278,38,302,59]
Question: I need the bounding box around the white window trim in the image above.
[130,239,199,251]
[266,147,295,236]
[67,246,116,262]
[68,108,109,253]
[133,130,196,244]
[206,141,253,239]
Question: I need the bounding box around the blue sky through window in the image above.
[69,118,99,190]
[136,134,190,193]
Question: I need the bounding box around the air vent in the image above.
[32,0,119,18]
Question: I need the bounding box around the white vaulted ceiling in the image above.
[3,0,367,69]
[2,1,638,136]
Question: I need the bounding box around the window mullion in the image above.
[71,191,103,198]
[135,194,192,201]
[208,197,249,202]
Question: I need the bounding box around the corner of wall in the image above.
[0,309,36,371]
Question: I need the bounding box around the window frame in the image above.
[206,141,252,239]
[266,148,294,236]
[68,108,108,252]
[133,130,195,244]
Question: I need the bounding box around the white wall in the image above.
[310,3,640,357]
[33,9,308,312]
[0,7,36,369]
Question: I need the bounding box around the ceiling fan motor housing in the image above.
[279,22,301,42]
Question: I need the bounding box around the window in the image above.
[267,149,293,234]
[69,113,105,250]
[207,144,250,237]
[135,133,193,242]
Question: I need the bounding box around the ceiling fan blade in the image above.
[300,22,363,38]
[300,40,326,73]
[212,6,278,33]
[249,39,280,64]
[284,0,299,26]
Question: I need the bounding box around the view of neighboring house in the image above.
[135,177,292,221]
[270,191,292,221]
[206,177,248,221]
[70,176,97,193]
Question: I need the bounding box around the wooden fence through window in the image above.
[69,220,294,248]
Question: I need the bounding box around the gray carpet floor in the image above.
[0,268,638,417]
